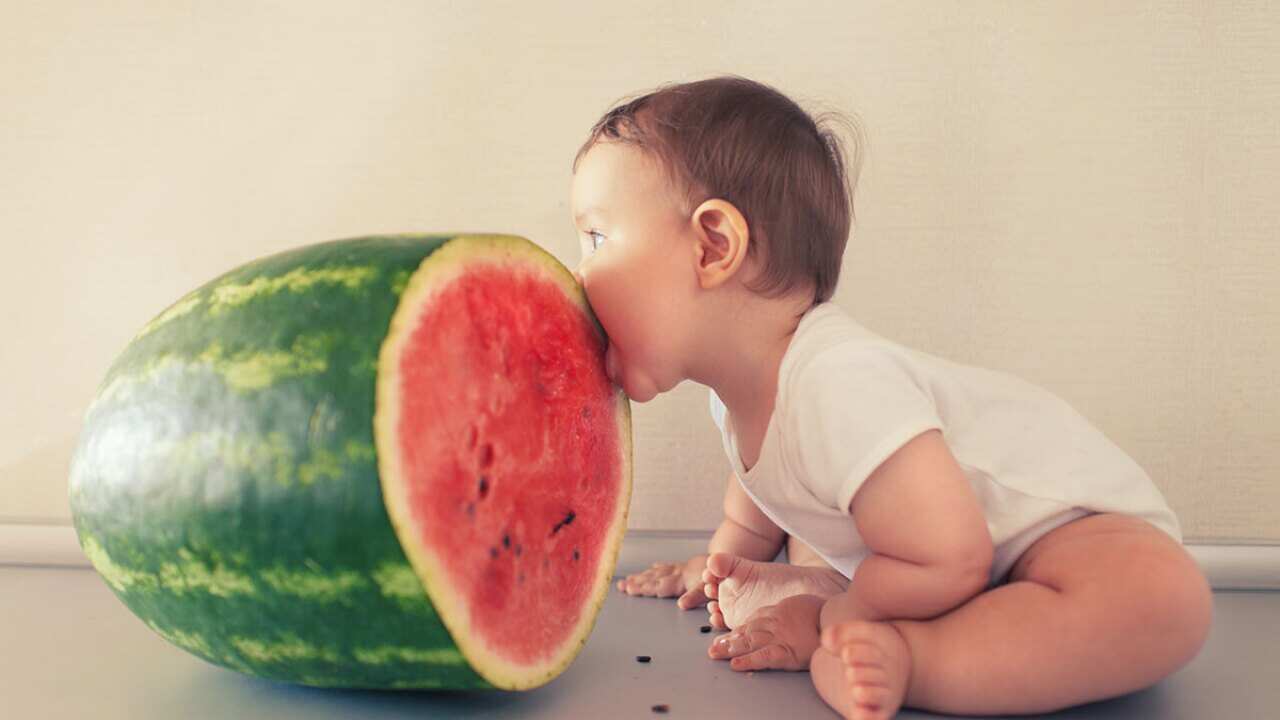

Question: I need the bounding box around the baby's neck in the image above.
[688,290,814,432]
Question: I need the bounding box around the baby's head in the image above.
[569,75,862,401]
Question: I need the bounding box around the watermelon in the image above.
[67,234,632,690]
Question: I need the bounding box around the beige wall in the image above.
[2,1,1277,543]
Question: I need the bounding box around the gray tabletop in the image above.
[3,565,1278,719]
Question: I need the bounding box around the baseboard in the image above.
[0,523,88,568]
[4,524,1277,591]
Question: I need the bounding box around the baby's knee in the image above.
[1150,553,1213,665]
[1110,544,1213,670]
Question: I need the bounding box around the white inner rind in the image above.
[374,234,632,691]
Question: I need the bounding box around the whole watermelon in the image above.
[68,234,632,690]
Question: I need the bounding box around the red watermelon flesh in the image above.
[378,239,631,688]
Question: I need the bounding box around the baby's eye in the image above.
[586,230,606,251]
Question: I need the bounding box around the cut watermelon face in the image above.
[377,238,630,689]
[68,234,631,691]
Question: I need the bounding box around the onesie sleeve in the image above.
[787,347,944,515]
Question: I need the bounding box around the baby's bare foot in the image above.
[818,621,912,720]
[702,552,848,630]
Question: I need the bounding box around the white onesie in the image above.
[709,302,1182,587]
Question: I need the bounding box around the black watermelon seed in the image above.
[651,705,669,714]
[550,510,576,536]
[478,476,490,499]
[573,549,580,561]
[700,625,712,633]
[502,534,511,549]
[635,655,651,663]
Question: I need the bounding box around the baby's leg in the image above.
[704,536,848,629]
[811,513,1212,718]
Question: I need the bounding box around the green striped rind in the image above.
[69,235,492,689]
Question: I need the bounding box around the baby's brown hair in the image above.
[572,75,864,304]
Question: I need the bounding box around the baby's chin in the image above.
[608,351,664,403]
[605,343,682,402]
[611,364,657,402]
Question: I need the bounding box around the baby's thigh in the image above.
[1009,513,1212,667]
[1009,513,1186,588]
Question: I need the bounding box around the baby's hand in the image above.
[707,594,824,671]
[616,555,710,609]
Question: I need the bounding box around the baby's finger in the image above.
[645,568,675,591]
[638,577,661,596]
[709,628,774,660]
[703,581,718,600]
[624,575,653,595]
[730,644,793,672]
[676,586,707,610]
[641,576,668,596]
[654,575,682,598]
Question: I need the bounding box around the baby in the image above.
[570,76,1212,719]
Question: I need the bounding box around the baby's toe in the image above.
[840,642,884,667]
[707,601,728,630]
[706,552,732,578]
[850,684,891,717]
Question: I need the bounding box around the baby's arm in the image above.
[819,429,994,628]
[711,470,787,560]
[617,471,786,608]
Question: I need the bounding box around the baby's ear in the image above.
[691,198,750,290]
